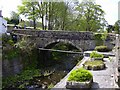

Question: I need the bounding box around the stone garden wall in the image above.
[2,57,23,77]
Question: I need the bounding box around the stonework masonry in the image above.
[12,29,115,51]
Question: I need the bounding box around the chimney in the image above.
[0,10,3,17]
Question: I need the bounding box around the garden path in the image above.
[52,55,119,89]
[91,57,119,88]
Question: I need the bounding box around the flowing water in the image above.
[24,71,68,89]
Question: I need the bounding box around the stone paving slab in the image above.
[90,57,119,88]
[52,56,119,89]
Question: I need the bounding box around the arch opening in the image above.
[44,41,82,52]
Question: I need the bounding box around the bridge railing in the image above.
[12,29,94,40]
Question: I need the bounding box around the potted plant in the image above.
[90,51,104,60]
[83,60,106,70]
[66,68,93,89]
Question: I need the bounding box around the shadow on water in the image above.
[24,51,83,89]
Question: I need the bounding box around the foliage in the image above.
[7,40,14,46]
[51,42,81,61]
[2,33,13,46]
[48,83,54,89]
[114,20,120,34]
[90,51,104,58]
[95,46,112,52]
[15,36,36,53]
[2,69,41,88]
[2,33,19,60]
[101,30,108,45]
[17,0,106,31]
[74,0,107,32]
[18,1,41,29]
[4,11,19,25]
[3,48,20,60]
[106,25,114,33]
[68,68,93,82]
[93,33,102,41]
[84,60,104,67]
[93,33,104,46]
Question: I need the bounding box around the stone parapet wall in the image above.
[11,29,115,51]
[12,29,94,40]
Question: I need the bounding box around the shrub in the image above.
[90,51,104,58]
[68,68,93,82]
[95,46,112,52]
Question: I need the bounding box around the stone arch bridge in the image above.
[11,29,96,52]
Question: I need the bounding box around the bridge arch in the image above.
[44,39,83,52]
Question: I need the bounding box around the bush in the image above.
[90,51,104,58]
[68,68,93,82]
[95,46,112,52]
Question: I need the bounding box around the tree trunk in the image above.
[41,16,44,30]
[32,4,36,29]
[33,18,36,29]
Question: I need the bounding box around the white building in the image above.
[0,10,7,33]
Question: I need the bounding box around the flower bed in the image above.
[66,68,93,88]
[83,60,105,70]
[95,46,112,52]
[90,51,104,60]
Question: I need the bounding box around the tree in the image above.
[4,17,11,24]
[18,1,74,30]
[48,2,70,30]
[74,0,107,32]
[4,11,20,25]
[114,20,120,34]
[10,11,20,25]
[18,1,40,29]
[106,25,114,33]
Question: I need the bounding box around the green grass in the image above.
[84,60,104,66]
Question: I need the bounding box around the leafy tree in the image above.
[18,1,40,29]
[10,11,20,25]
[114,20,120,34]
[74,0,107,32]
[106,25,114,33]
[4,11,19,25]
[18,1,74,30]
[4,17,11,24]
[48,2,70,30]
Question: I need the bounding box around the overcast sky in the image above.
[0,0,119,25]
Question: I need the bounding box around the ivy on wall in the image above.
[93,33,103,46]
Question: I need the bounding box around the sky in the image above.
[0,0,119,25]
